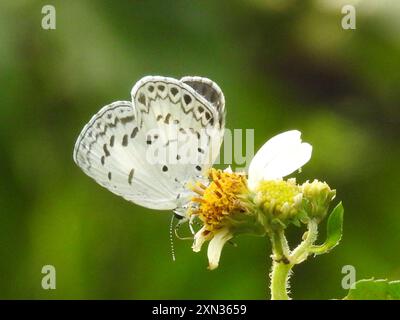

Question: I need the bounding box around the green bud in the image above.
[301,180,336,221]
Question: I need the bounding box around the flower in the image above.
[190,168,264,270]
[188,130,313,269]
[247,130,312,190]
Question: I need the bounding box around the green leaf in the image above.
[309,202,344,255]
[344,279,400,300]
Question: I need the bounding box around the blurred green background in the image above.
[0,0,399,299]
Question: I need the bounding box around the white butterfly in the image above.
[73,76,225,215]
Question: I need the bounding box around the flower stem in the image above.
[268,221,319,300]
[290,220,318,264]
[270,260,293,300]
[269,229,293,300]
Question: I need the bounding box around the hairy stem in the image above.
[290,219,318,264]
[269,229,293,300]
[268,220,319,300]
[270,260,293,300]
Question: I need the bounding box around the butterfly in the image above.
[73,76,225,217]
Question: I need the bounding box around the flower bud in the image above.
[301,179,336,221]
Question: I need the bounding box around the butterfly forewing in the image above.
[74,76,225,212]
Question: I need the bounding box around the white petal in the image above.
[207,228,233,270]
[192,227,212,252]
[248,130,312,190]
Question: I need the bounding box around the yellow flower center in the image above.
[190,168,248,231]
[256,179,301,217]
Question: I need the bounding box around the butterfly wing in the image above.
[74,76,225,211]
[180,76,225,127]
[73,101,179,209]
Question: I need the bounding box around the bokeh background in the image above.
[0,0,399,299]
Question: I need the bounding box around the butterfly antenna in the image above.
[169,214,176,262]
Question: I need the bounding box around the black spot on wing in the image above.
[170,87,179,96]
[122,134,128,146]
[128,169,134,185]
[183,94,192,105]
[138,93,146,105]
[131,127,139,139]
[121,115,135,125]
[103,144,110,157]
